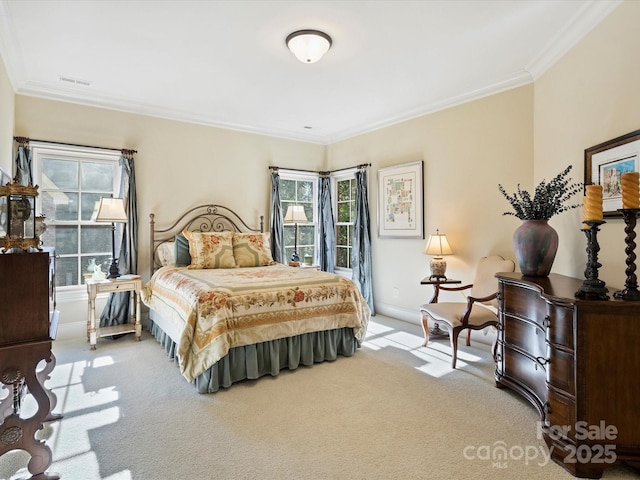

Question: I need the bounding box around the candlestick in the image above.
[621,172,640,209]
[575,220,609,300]
[613,208,640,301]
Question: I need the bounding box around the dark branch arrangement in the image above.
[498,165,583,220]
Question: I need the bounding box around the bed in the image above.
[141,204,371,393]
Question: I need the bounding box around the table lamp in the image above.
[283,205,308,264]
[95,197,127,278]
[424,229,453,280]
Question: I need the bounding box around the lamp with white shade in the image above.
[283,205,308,264]
[424,229,453,280]
[95,197,127,279]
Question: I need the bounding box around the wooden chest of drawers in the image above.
[495,273,640,478]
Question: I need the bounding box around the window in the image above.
[279,172,317,264]
[32,143,121,288]
[334,174,356,270]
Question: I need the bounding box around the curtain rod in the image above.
[269,163,370,175]
[13,136,137,155]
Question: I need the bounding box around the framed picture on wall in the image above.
[0,166,10,186]
[377,160,424,238]
[585,129,640,217]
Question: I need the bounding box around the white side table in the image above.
[86,275,142,350]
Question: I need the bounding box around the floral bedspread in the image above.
[141,264,370,382]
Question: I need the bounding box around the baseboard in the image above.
[56,321,87,341]
[375,302,421,325]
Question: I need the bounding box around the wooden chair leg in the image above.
[450,329,461,368]
[420,312,431,347]
[466,329,471,346]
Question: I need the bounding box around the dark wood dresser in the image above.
[495,273,640,479]
[0,251,60,479]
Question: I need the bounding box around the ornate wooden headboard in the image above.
[149,204,264,277]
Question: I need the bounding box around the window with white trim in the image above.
[333,172,356,271]
[279,172,317,264]
[32,143,121,288]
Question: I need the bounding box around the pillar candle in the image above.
[621,171,640,209]
[583,185,603,222]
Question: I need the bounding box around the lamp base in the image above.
[430,257,447,281]
[107,259,120,279]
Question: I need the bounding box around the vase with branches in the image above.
[498,165,583,276]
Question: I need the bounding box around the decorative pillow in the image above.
[183,230,236,269]
[232,232,276,267]
[174,233,192,267]
[155,241,176,267]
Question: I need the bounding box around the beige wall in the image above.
[534,0,638,289]
[15,95,326,280]
[328,86,533,320]
[0,52,14,176]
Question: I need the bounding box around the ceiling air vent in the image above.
[58,75,92,86]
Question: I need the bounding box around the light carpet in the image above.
[1,316,637,480]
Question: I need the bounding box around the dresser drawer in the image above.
[501,284,547,327]
[546,387,576,440]
[503,345,547,406]
[546,303,574,350]
[503,314,546,358]
[547,345,575,395]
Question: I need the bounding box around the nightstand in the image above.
[86,275,142,350]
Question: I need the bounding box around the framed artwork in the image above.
[585,129,640,217]
[0,166,10,186]
[377,160,424,238]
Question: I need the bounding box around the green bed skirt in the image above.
[149,321,360,393]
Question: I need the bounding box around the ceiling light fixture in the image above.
[286,29,332,64]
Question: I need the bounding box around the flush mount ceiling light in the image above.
[286,29,332,64]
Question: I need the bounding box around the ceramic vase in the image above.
[513,219,558,276]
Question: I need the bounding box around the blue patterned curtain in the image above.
[270,170,286,264]
[318,175,336,272]
[100,152,138,327]
[14,143,32,185]
[352,168,375,314]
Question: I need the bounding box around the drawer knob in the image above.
[543,315,551,328]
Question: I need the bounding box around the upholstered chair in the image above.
[419,255,515,368]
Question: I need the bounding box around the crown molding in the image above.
[525,0,623,80]
[326,70,534,144]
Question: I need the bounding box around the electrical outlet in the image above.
[393,287,399,299]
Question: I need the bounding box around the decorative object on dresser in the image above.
[419,255,514,368]
[576,218,608,300]
[283,204,307,264]
[0,250,61,479]
[145,204,370,393]
[495,273,640,478]
[423,229,453,280]
[615,207,640,300]
[94,196,128,278]
[612,170,640,300]
[0,181,44,252]
[498,165,582,276]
